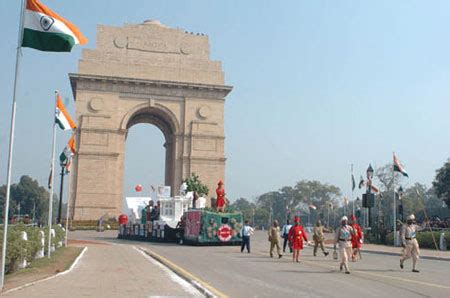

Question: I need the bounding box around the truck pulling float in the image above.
[118,185,243,245]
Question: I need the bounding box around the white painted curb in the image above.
[2,247,88,294]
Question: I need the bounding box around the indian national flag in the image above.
[56,94,76,130]
[60,134,75,170]
[22,0,87,52]
[393,153,409,177]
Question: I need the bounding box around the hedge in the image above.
[0,224,65,273]
[70,219,118,231]
[386,231,449,250]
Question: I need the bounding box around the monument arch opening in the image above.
[123,106,178,197]
[69,20,232,221]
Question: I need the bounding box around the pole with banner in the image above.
[351,164,355,216]
[0,0,26,289]
[47,91,59,258]
[393,154,397,247]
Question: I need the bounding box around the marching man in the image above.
[334,216,355,274]
[288,216,308,263]
[400,214,421,273]
[350,215,363,261]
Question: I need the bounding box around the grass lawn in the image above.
[3,246,84,292]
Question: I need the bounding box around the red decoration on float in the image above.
[217,224,232,242]
[135,184,143,192]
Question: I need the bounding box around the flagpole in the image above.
[393,152,397,247]
[64,166,72,247]
[0,0,26,289]
[47,91,59,258]
[351,164,355,217]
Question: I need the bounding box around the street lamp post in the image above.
[327,203,331,229]
[398,186,404,222]
[57,162,66,224]
[366,164,374,229]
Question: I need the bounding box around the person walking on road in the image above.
[400,214,421,273]
[350,215,363,261]
[240,220,254,253]
[334,216,355,274]
[282,219,293,253]
[269,220,283,258]
[313,220,329,257]
[288,216,308,263]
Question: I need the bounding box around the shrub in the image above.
[0,224,66,273]
[386,231,449,250]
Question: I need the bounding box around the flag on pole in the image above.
[22,0,88,52]
[59,134,75,168]
[358,175,365,189]
[393,153,409,177]
[343,197,349,206]
[55,94,76,130]
[47,168,52,189]
[352,173,356,191]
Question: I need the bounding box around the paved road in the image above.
[2,239,202,298]
[75,230,450,298]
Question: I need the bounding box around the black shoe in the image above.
[340,264,343,272]
[279,254,283,259]
[412,269,420,273]
[270,255,273,258]
[345,271,350,274]
[313,254,316,257]
[324,252,329,257]
[400,260,404,269]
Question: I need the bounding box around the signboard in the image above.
[184,210,202,239]
[217,224,232,242]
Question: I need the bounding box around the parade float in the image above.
[118,176,243,246]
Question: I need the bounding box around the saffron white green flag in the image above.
[59,134,75,167]
[22,0,87,52]
[56,94,76,130]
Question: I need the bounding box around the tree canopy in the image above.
[433,159,450,208]
[0,175,54,223]
[183,173,209,196]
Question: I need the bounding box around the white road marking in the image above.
[133,246,204,297]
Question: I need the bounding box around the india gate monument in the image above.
[69,20,233,221]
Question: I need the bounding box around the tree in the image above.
[433,159,450,208]
[0,175,52,223]
[183,173,209,196]
[229,198,256,222]
[257,180,341,225]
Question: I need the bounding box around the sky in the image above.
[1,0,449,205]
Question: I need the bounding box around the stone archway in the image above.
[68,20,232,221]
[124,105,178,189]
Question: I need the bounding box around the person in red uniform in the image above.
[350,215,363,261]
[216,180,226,212]
[288,216,308,263]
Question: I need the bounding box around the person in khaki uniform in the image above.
[400,214,421,273]
[334,216,354,274]
[313,220,329,257]
[268,220,283,258]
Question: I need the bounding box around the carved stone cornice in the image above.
[69,73,233,100]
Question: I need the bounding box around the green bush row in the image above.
[386,231,449,250]
[0,224,65,273]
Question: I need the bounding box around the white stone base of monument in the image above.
[18,259,27,269]
[18,231,28,268]
[36,230,45,259]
